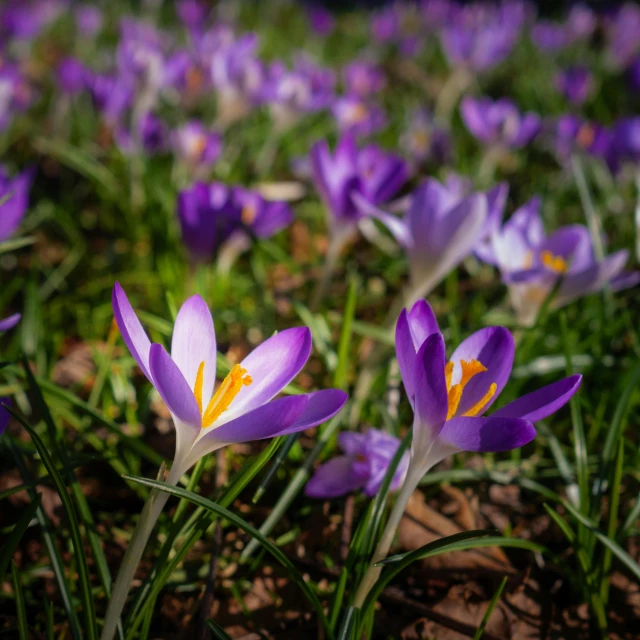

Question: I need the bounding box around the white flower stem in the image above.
[100,466,180,640]
[352,462,426,609]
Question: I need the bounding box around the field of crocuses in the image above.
[2,0,640,638]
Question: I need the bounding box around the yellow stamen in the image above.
[201,364,252,428]
[540,250,568,274]
[523,250,534,269]
[462,382,497,417]
[445,359,489,420]
[445,361,454,391]
[241,205,257,225]
[194,361,206,415]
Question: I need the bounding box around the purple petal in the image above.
[0,398,10,436]
[352,192,412,247]
[0,313,21,332]
[438,416,536,452]
[611,270,640,292]
[449,327,515,416]
[541,225,593,269]
[493,375,582,422]
[338,431,367,455]
[413,333,448,432]
[112,282,152,381]
[148,343,202,427]
[215,327,312,424]
[407,299,441,347]
[171,295,217,404]
[278,389,347,434]
[199,394,309,445]
[305,456,364,498]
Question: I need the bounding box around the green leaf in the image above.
[9,408,98,640]
[12,560,29,640]
[0,493,42,584]
[473,576,508,640]
[124,475,335,640]
[206,619,233,640]
[336,606,359,640]
[333,273,359,389]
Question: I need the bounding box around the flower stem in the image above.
[352,463,424,609]
[100,466,180,640]
[571,154,604,261]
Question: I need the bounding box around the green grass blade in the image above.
[333,273,358,390]
[206,619,233,640]
[9,408,98,640]
[0,493,42,584]
[251,432,300,503]
[240,410,345,561]
[472,576,508,640]
[336,606,359,640]
[124,475,335,640]
[8,440,83,640]
[362,534,544,625]
[12,560,29,640]
[618,492,640,541]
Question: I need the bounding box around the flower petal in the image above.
[305,456,364,498]
[112,282,152,381]
[413,333,448,433]
[338,430,366,455]
[214,327,312,424]
[171,295,217,402]
[492,375,582,422]
[396,308,417,404]
[352,192,412,247]
[148,343,202,428]
[438,416,536,452]
[0,313,20,332]
[449,326,515,416]
[0,398,10,436]
[407,299,440,347]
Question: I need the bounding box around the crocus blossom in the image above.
[172,121,222,170]
[0,313,21,332]
[397,299,581,475]
[354,178,488,301]
[342,61,386,98]
[112,283,347,477]
[555,66,593,106]
[332,96,386,137]
[0,166,32,243]
[461,97,541,149]
[401,108,452,167]
[306,429,408,498]
[478,197,640,325]
[310,134,407,240]
[177,182,292,262]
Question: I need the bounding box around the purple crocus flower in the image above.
[112,282,347,476]
[605,3,640,69]
[555,66,593,106]
[310,134,408,237]
[479,197,640,325]
[0,398,10,437]
[613,118,640,164]
[176,0,208,30]
[0,63,32,131]
[626,57,640,93]
[1,0,63,40]
[342,61,386,98]
[57,58,87,95]
[75,5,102,37]
[307,5,335,36]
[265,56,336,130]
[306,429,409,499]
[211,33,267,126]
[551,116,618,172]
[440,7,519,72]
[372,6,400,43]
[531,21,570,52]
[354,178,488,300]
[87,72,134,126]
[177,182,293,262]
[460,97,541,149]
[0,166,32,243]
[566,4,597,41]
[172,121,222,169]
[0,313,20,332]
[332,97,386,137]
[396,299,581,474]
[401,108,452,166]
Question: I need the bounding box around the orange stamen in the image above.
[201,364,252,428]
[241,205,257,225]
[463,382,497,417]
[540,250,568,274]
[194,361,206,415]
[445,359,489,420]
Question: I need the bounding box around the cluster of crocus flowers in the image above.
[461,97,541,149]
[351,299,582,607]
[177,182,293,264]
[171,121,222,173]
[102,283,347,640]
[478,197,640,325]
[0,165,32,243]
[310,134,408,246]
[305,428,408,498]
